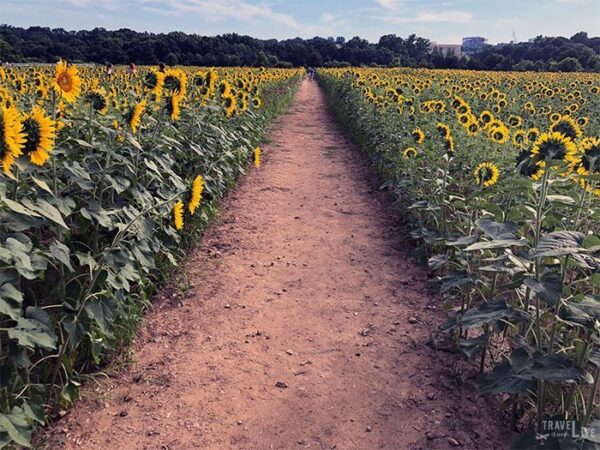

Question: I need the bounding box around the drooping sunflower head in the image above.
[53,60,82,103]
[188,175,204,215]
[549,115,583,141]
[21,106,55,167]
[473,162,500,188]
[0,106,26,173]
[531,132,577,164]
[173,200,184,230]
[403,147,418,158]
[412,128,425,144]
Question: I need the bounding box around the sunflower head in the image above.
[253,147,261,168]
[474,162,500,188]
[531,132,577,164]
[173,200,184,230]
[53,60,82,103]
[412,128,425,144]
[21,106,55,167]
[549,115,583,140]
[188,175,204,215]
[403,147,418,158]
[0,106,26,173]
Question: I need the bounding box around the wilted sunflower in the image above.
[412,128,425,144]
[188,175,204,215]
[531,132,577,164]
[126,100,147,133]
[21,106,55,166]
[0,106,25,173]
[549,115,583,140]
[253,147,261,168]
[403,147,418,158]
[53,60,81,103]
[473,162,500,188]
[173,200,184,230]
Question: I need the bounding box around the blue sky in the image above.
[1,0,599,44]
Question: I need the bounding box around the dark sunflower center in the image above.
[57,73,72,91]
[539,140,566,160]
[478,168,493,182]
[583,145,600,172]
[164,75,181,92]
[144,73,158,89]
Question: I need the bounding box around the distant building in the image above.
[429,42,462,58]
[461,36,487,55]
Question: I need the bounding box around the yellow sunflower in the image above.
[0,106,26,173]
[403,147,418,158]
[188,175,204,215]
[549,115,583,140]
[173,200,184,230]
[531,132,577,164]
[53,60,82,103]
[21,106,56,166]
[412,128,425,144]
[167,95,181,122]
[127,100,147,133]
[474,162,500,188]
[253,147,261,168]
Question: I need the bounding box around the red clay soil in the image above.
[42,80,510,449]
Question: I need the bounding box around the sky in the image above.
[1,0,599,45]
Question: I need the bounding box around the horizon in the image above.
[1,0,599,46]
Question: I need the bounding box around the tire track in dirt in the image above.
[45,79,510,450]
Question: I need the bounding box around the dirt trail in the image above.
[47,80,509,450]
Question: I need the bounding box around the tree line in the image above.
[0,25,598,72]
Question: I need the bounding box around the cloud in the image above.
[386,10,473,24]
[375,0,404,10]
[133,0,322,34]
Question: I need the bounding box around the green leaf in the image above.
[523,272,563,306]
[8,310,57,350]
[0,410,31,447]
[0,283,23,321]
[30,176,54,196]
[50,241,74,272]
[476,218,518,239]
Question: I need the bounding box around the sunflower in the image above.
[53,60,81,103]
[572,137,600,176]
[531,132,577,164]
[188,175,204,215]
[512,130,527,148]
[0,106,25,173]
[85,90,108,115]
[167,95,181,122]
[577,117,589,128]
[223,95,236,117]
[436,123,450,139]
[488,125,509,144]
[173,200,184,230]
[516,150,545,180]
[527,127,540,143]
[126,100,146,133]
[163,68,187,100]
[444,136,455,156]
[253,147,261,168]
[252,97,262,109]
[466,121,479,137]
[21,106,55,166]
[403,147,418,158]
[549,115,583,140]
[473,162,500,188]
[412,128,425,144]
[479,111,493,126]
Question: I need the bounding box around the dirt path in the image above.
[47,80,509,450]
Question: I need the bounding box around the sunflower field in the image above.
[0,62,301,447]
[320,68,600,448]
